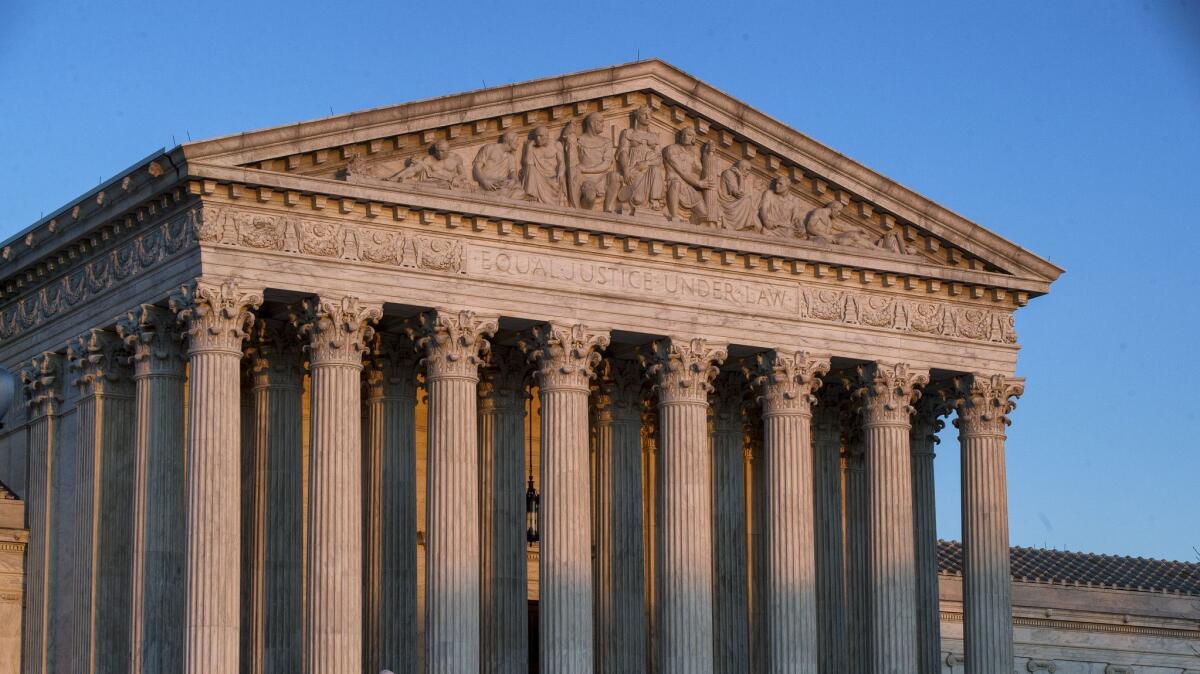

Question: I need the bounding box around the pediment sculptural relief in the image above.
[340,105,917,257]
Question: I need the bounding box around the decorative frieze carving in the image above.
[801,287,1016,344]
[290,296,381,366]
[752,350,831,416]
[855,362,929,427]
[170,278,263,355]
[952,373,1024,438]
[412,309,498,380]
[195,205,466,274]
[20,352,65,418]
[0,208,194,340]
[643,337,727,404]
[521,323,610,393]
[67,329,133,395]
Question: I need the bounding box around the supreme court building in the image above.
[0,61,1068,673]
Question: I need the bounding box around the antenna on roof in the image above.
[329,105,335,116]
[172,134,177,147]
[186,130,191,141]
[637,48,641,61]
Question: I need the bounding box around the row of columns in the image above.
[17,275,1024,674]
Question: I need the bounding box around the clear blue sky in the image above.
[2,1,1198,561]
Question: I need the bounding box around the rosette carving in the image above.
[750,350,830,416]
[116,304,186,376]
[170,278,263,355]
[952,373,1024,438]
[290,295,382,367]
[643,337,727,405]
[67,329,132,395]
[521,323,610,393]
[593,358,645,423]
[244,318,306,388]
[411,309,498,380]
[854,362,929,427]
[21,352,64,418]
[478,345,529,412]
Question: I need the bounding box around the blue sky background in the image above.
[2,1,1198,560]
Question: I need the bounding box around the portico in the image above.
[0,60,1059,674]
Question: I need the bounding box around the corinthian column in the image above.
[645,337,726,673]
[363,332,420,674]
[856,362,928,674]
[479,346,529,674]
[839,398,868,674]
[67,329,135,673]
[812,396,847,674]
[954,374,1023,674]
[710,371,749,674]
[752,350,829,673]
[171,279,262,674]
[19,353,64,674]
[911,391,948,674]
[241,320,305,674]
[522,323,610,673]
[415,309,497,673]
[593,358,648,673]
[118,305,186,674]
[292,296,381,674]
[640,402,659,674]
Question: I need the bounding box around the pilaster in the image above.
[912,387,949,674]
[644,337,726,674]
[171,278,262,674]
[522,323,610,673]
[292,296,381,674]
[415,309,497,674]
[954,373,1023,674]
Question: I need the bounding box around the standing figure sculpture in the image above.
[758,176,806,236]
[613,106,665,215]
[390,139,472,190]
[521,125,567,206]
[563,112,619,210]
[804,200,877,248]
[718,159,760,232]
[472,131,524,199]
[662,127,716,224]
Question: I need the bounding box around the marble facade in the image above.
[0,60,1067,673]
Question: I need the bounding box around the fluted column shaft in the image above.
[840,441,868,674]
[68,330,135,673]
[20,353,64,674]
[594,359,648,674]
[293,296,380,674]
[646,338,725,674]
[813,404,847,673]
[640,408,659,674]
[419,310,497,674]
[173,280,262,674]
[956,375,1023,674]
[479,346,529,674]
[119,306,187,674]
[711,373,748,674]
[363,334,420,674]
[524,323,609,673]
[242,321,305,674]
[858,362,928,674]
[754,351,828,673]
[912,395,945,674]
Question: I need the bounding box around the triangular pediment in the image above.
[180,60,1062,288]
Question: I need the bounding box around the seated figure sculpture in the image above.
[758,176,806,236]
[613,106,665,215]
[563,112,620,210]
[718,159,760,232]
[521,125,566,206]
[662,127,715,224]
[472,131,524,199]
[391,139,472,191]
[804,200,877,249]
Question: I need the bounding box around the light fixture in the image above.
[525,394,540,545]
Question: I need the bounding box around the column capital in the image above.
[521,322,610,393]
[363,331,420,401]
[952,373,1024,438]
[855,362,929,427]
[911,384,953,453]
[640,399,658,455]
[412,308,498,381]
[710,370,749,429]
[751,350,830,417]
[245,318,306,389]
[21,352,64,419]
[291,295,382,367]
[479,344,529,412]
[644,337,727,405]
[67,328,133,396]
[170,278,263,356]
[593,358,644,423]
[116,304,186,377]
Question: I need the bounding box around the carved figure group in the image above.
[342,106,916,255]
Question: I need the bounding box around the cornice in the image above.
[184,162,1045,301]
